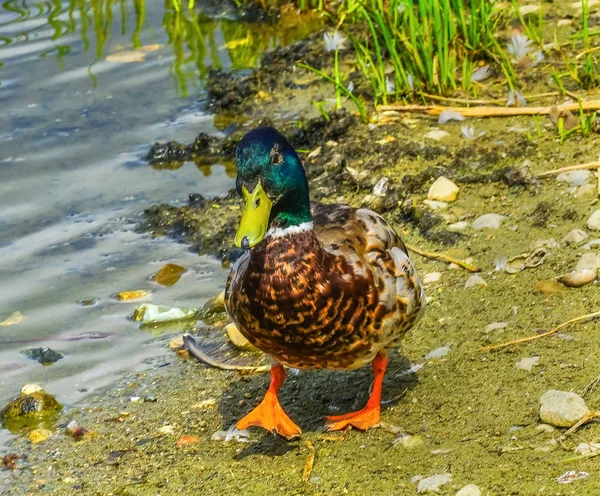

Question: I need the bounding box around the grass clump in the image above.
[344,0,512,105]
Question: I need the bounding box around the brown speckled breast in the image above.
[225,202,425,371]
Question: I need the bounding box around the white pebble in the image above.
[587,209,600,231]
[539,390,590,427]
[515,356,540,371]
[425,345,450,359]
[417,473,453,493]
[456,484,482,496]
[422,272,442,285]
[464,274,487,289]
[423,200,449,210]
[424,129,450,141]
[562,229,588,245]
[471,213,505,230]
[448,221,469,231]
[556,170,593,187]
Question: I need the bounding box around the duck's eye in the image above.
[269,144,284,166]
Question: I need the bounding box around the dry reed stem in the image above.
[536,161,600,177]
[376,101,600,117]
[302,440,316,483]
[481,310,600,352]
[406,244,480,272]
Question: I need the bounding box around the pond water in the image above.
[0,0,313,448]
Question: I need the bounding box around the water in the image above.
[0,0,316,448]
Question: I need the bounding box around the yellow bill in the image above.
[235,183,272,249]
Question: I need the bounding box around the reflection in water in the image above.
[0,0,322,94]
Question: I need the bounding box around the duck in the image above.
[224,126,425,440]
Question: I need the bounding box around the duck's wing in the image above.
[311,202,425,327]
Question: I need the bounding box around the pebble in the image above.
[587,209,600,231]
[583,239,600,249]
[425,346,450,359]
[423,200,448,210]
[471,213,505,230]
[456,484,482,496]
[158,425,176,435]
[562,229,588,245]
[557,269,597,288]
[575,253,600,272]
[428,177,459,202]
[556,170,593,186]
[539,390,590,427]
[422,272,442,285]
[575,442,600,455]
[575,184,596,198]
[485,322,507,332]
[28,428,52,444]
[21,384,43,396]
[115,290,150,302]
[515,356,540,371]
[22,347,64,365]
[448,221,469,231]
[535,423,555,433]
[373,177,389,197]
[226,323,258,352]
[168,337,184,351]
[424,129,450,141]
[464,274,487,289]
[417,473,453,493]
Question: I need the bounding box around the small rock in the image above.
[515,356,540,371]
[417,473,453,493]
[169,337,184,351]
[425,346,450,359]
[423,200,448,210]
[562,229,588,245]
[456,484,482,496]
[485,322,507,332]
[575,253,600,272]
[373,177,389,197]
[575,442,600,455]
[575,184,596,198]
[539,390,590,427]
[422,272,442,285]
[158,425,176,435]
[176,435,200,446]
[152,264,186,287]
[197,291,226,323]
[1,391,62,426]
[471,214,505,230]
[587,209,600,231]
[535,424,555,433]
[557,269,597,288]
[464,274,487,289]
[22,347,64,365]
[28,428,52,444]
[583,239,600,250]
[424,129,450,141]
[65,420,91,441]
[2,453,19,471]
[428,177,459,202]
[20,384,43,396]
[225,323,258,352]
[534,280,564,294]
[78,298,98,306]
[556,170,593,187]
[115,290,150,301]
[448,221,469,231]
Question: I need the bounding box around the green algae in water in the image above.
[1,392,62,434]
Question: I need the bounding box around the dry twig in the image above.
[481,310,600,352]
[561,412,600,439]
[376,101,600,118]
[535,161,600,178]
[406,244,480,272]
[302,440,316,483]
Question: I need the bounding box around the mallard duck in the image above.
[225,126,425,440]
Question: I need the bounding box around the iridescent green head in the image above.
[234,127,312,248]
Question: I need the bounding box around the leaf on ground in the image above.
[152,264,186,287]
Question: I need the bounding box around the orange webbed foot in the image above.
[324,351,388,433]
[236,363,302,441]
[237,392,302,440]
[324,405,381,432]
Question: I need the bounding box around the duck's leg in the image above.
[236,363,302,440]
[325,351,387,432]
